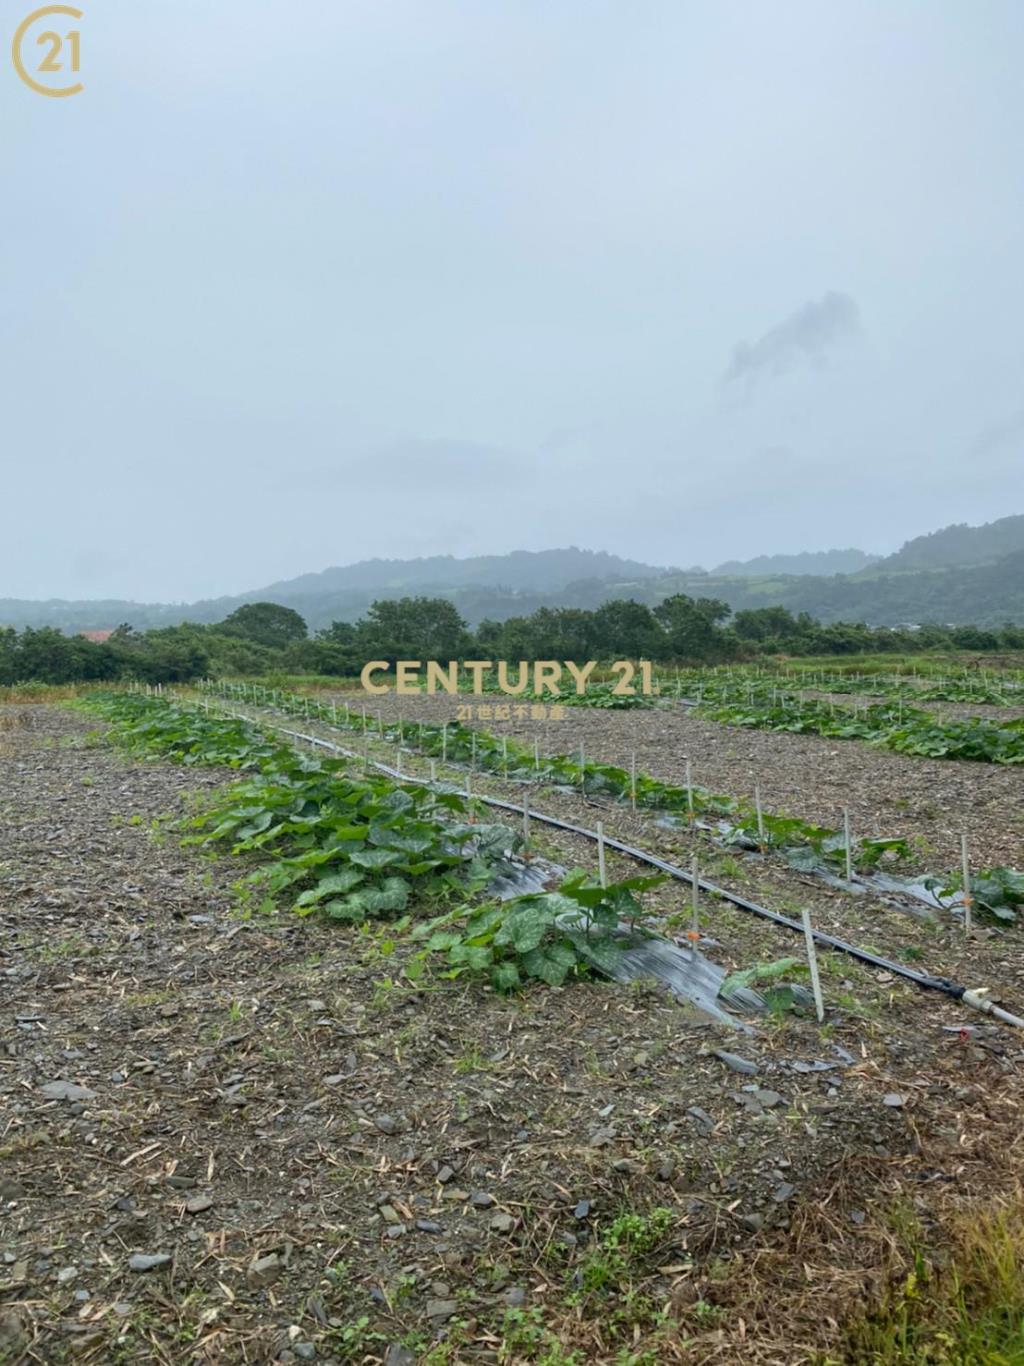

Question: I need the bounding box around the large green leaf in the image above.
[520,940,578,986]
[501,905,551,953]
[293,867,366,907]
[350,848,404,870]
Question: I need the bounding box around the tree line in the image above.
[3,595,1023,687]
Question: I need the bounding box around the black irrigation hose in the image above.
[217,701,1024,1029]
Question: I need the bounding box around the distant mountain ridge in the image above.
[255,547,671,596]
[713,548,878,577]
[2,515,1023,632]
[876,514,1024,572]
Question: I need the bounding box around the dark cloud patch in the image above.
[724,291,861,388]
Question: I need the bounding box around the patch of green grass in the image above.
[576,1208,675,1297]
[454,1044,495,1073]
[837,1195,1024,1364]
[30,934,91,962]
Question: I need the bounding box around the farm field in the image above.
[2,694,1024,1364]
[10,3,1024,1361]
[321,687,1024,878]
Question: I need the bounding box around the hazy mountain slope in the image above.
[4,521,1024,633]
[713,548,878,577]
[879,514,1024,572]
[254,547,669,597]
[701,550,1024,626]
[0,550,671,633]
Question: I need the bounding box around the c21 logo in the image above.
[11,5,83,98]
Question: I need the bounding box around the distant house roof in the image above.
[78,629,114,643]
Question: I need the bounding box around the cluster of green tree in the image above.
[0,603,308,686]
[0,625,209,686]
[328,597,1024,667]
[726,606,1024,655]
[3,597,1023,688]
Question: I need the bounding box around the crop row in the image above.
[197,681,1024,924]
[665,666,1024,708]
[206,681,902,870]
[80,691,666,991]
[697,693,1024,766]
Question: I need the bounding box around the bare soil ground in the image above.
[1,704,1023,1365]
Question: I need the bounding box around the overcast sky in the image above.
[3,0,1023,601]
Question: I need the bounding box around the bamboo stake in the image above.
[534,736,540,771]
[961,832,973,934]
[688,856,700,960]
[630,751,637,811]
[522,794,530,854]
[429,758,437,783]
[843,808,853,883]
[685,758,694,820]
[596,820,607,888]
[442,724,448,764]
[502,736,509,778]
[754,784,765,847]
[800,908,826,1022]
[579,741,585,790]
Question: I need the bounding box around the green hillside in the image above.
[3,517,1024,632]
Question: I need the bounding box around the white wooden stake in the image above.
[596,820,607,888]
[800,908,826,1022]
[690,856,700,960]
[754,784,765,846]
[429,758,437,783]
[961,832,973,935]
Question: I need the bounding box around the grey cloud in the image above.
[2,2,1020,601]
[969,408,1024,460]
[724,291,861,387]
